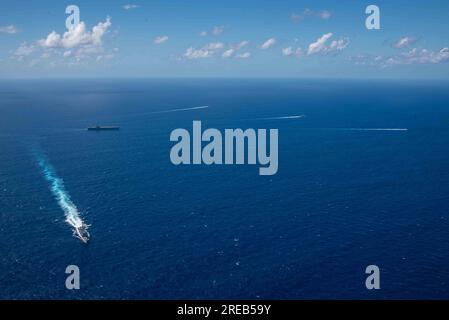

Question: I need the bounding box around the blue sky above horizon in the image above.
[1,0,449,78]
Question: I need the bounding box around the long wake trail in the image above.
[336,128,408,132]
[35,152,88,240]
[153,105,209,113]
[255,115,305,120]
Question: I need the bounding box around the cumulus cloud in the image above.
[200,26,225,37]
[307,33,332,55]
[13,42,35,60]
[154,35,169,44]
[206,42,224,50]
[328,38,350,52]
[14,17,115,65]
[393,36,416,49]
[282,47,303,57]
[235,40,249,50]
[352,36,447,67]
[222,41,249,58]
[282,47,293,56]
[0,25,19,34]
[39,31,61,48]
[291,9,331,22]
[260,38,276,50]
[307,33,349,55]
[73,46,107,62]
[184,42,224,59]
[184,47,213,59]
[38,17,112,49]
[222,49,235,58]
[351,47,449,67]
[123,4,140,10]
[402,47,449,64]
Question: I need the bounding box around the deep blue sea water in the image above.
[1,79,449,299]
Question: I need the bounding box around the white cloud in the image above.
[24,17,115,64]
[307,33,332,55]
[307,33,349,55]
[184,42,224,59]
[403,47,449,64]
[200,26,225,37]
[71,45,105,62]
[0,25,19,34]
[222,49,235,58]
[282,47,303,57]
[184,47,213,59]
[236,52,251,59]
[393,36,416,49]
[123,4,140,10]
[282,47,293,56]
[13,42,35,60]
[235,40,249,50]
[205,42,224,50]
[154,35,169,44]
[351,47,449,67]
[260,38,276,50]
[291,9,331,22]
[222,41,249,58]
[39,31,61,48]
[328,38,349,52]
[38,17,112,49]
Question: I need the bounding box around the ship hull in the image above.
[87,127,120,131]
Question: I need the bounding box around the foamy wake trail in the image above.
[154,105,209,113]
[256,115,305,120]
[36,154,86,234]
[338,128,408,131]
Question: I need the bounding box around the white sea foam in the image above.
[36,154,86,233]
[338,128,408,131]
[256,115,305,120]
[80,105,210,124]
[154,105,209,113]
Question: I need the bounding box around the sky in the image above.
[1,0,449,79]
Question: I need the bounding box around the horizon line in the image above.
[1,76,449,82]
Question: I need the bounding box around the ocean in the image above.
[1,79,449,299]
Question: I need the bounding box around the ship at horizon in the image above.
[87,125,120,131]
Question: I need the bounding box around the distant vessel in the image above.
[87,125,120,131]
[75,223,90,244]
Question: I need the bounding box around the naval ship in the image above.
[75,223,90,244]
[87,125,120,131]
